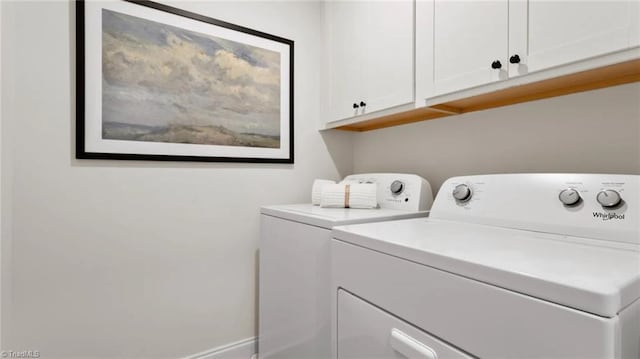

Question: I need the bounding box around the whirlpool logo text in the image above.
[593,212,626,221]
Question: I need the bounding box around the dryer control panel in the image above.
[342,173,434,212]
[431,174,639,245]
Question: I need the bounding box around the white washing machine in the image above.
[332,173,640,358]
[259,173,433,359]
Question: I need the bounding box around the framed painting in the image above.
[76,0,294,163]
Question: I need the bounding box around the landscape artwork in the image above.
[101,9,282,149]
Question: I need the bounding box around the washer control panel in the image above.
[342,173,434,211]
[431,174,639,245]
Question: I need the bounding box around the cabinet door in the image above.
[432,0,508,96]
[510,0,640,76]
[362,1,414,115]
[326,1,364,123]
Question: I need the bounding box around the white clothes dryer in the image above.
[332,173,640,359]
[259,173,433,359]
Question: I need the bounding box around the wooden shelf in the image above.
[334,59,640,132]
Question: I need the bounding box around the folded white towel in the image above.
[320,183,378,209]
[311,179,336,205]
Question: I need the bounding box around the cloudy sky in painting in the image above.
[102,9,281,136]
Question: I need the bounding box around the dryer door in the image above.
[337,289,472,359]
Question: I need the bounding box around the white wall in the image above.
[0,1,351,358]
[0,0,3,351]
[353,83,640,193]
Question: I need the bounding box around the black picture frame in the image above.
[76,0,294,163]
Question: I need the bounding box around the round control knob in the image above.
[558,188,581,206]
[596,189,622,208]
[390,180,405,195]
[452,184,472,202]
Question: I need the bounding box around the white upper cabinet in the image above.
[421,0,640,99]
[324,0,639,130]
[432,0,509,96]
[326,1,364,123]
[509,0,640,77]
[325,1,414,124]
[361,1,414,116]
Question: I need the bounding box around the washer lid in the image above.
[261,204,428,229]
[332,218,640,318]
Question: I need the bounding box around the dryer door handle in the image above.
[390,328,438,359]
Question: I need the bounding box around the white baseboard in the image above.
[184,337,257,359]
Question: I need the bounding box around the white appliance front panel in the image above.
[337,289,471,359]
[431,174,639,245]
[259,215,332,358]
[332,239,619,358]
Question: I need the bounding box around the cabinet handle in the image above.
[359,101,366,107]
[491,60,502,69]
[390,328,437,359]
[509,54,521,64]
[353,103,359,109]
